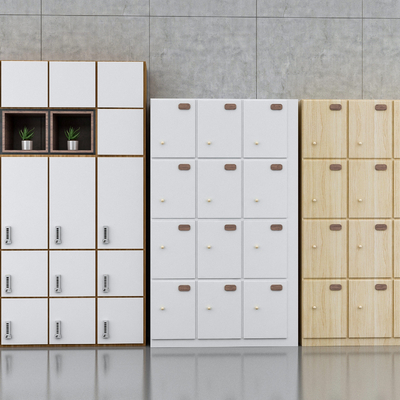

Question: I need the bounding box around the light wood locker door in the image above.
[198,100,241,158]
[349,220,392,278]
[302,220,347,278]
[49,299,95,344]
[49,62,95,107]
[302,280,347,339]
[151,281,195,340]
[395,281,400,337]
[394,161,400,217]
[97,298,143,344]
[151,99,196,158]
[1,61,48,107]
[98,109,143,155]
[395,221,400,277]
[301,100,347,158]
[349,280,392,338]
[98,158,143,249]
[2,251,48,297]
[1,299,48,345]
[1,157,48,249]
[349,100,392,158]
[395,101,400,158]
[349,160,392,218]
[302,160,347,218]
[50,158,95,249]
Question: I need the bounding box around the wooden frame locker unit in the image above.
[150,99,298,347]
[0,60,146,347]
[301,99,400,346]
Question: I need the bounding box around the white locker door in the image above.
[2,157,48,249]
[244,220,288,278]
[98,109,144,155]
[244,160,288,218]
[151,220,195,279]
[198,281,241,339]
[198,100,241,157]
[2,251,48,297]
[50,158,95,249]
[151,99,196,157]
[198,220,241,278]
[244,100,288,158]
[152,160,195,218]
[49,299,95,344]
[1,299,48,345]
[244,281,288,339]
[151,281,195,340]
[198,160,241,218]
[97,298,143,344]
[98,251,143,297]
[98,158,143,249]
[49,251,95,297]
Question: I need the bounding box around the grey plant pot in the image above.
[21,140,33,151]
[67,140,79,151]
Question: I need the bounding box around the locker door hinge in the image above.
[102,274,109,293]
[5,275,11,293]
[102,320,109,339]
[55,320,62,339]
[5,226,11,245]
[102,226,109,244]
[55,275,62,293]
[55,226,62,244]
[5,321,11,340]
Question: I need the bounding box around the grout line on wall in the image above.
[256,0,258,99]
[40,0,43,61]
[362,1,364,98]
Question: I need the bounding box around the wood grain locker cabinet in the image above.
[151,160,195,219]
[151,99,196,158]
[2,158,48,249]
[151,281,195,340]
[394,161,400,217]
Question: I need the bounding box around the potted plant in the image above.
[19,126,34,151]
[65,126,80,150]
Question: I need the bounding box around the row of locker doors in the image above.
[152,219,288,279]
[152,159,287,218]
[1,298,143,345]
[0,251,143,297]
[151,280,287,340]
[1,157,143,249]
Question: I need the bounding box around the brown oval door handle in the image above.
[178,103,191,110]
[329,284,342,291]
[330,224,342,231]
[329,164,342,171]
[224,285,237,291]
[178,164,191,171]
[270,224,283,231]
[178,224,191,231]
[329,104,342,111]
[375,224,387,231]
[375,164,387,171]
[224,164,237,171]
[178,285,191,292]
[271,285,283,291]
[270,104,283,110]
[271,164,283,171]
[224,224,236,231]
[375,104,387,111]
[375,284,387,291]
[224,104,237,110]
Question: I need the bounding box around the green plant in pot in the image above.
[19,126,35,151]
[65,127,80,151]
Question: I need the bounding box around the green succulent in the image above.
[65,126,80,141]
[19,126,34,141]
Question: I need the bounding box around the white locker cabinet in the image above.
[151,99,196,158]
[198,220,241,279]
[198,281,241,339]
[49,299,95,344]
[97,298,144,344]
[152,159,195,219]
[98,109,144,155]
[244,281,288,339]
[50,158,95,249]
[198,100,241,157]
[98,250,143,297]
[49,251,95,297]
[2,251,48,297]
[2,157,48,249]
[198,160,242,218]
[244,220,288,279]
[151,281,195,340]
[151,220,195,279]
[49,62,95,107]
[98,157,143,249]
[1,299,48,345]
[97,62,144,108]
[244,100,288,158]
[244,160,288,218]
[1,61,48,107]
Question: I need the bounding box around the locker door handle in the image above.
[102,320,109,339]
[55,226,62,244]
[102,274,110,293]
[55,320,62,339]
[5,275,11,293]
[5,226,11,245]
[103,226,109,244]
[4,321,11,340]
[55,275,62,293]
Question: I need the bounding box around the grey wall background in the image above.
[1,0,400,100]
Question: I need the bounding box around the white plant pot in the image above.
[21,140,33,151]
[67,141,79,151]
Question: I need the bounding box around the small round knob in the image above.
[207,199,211,202]
[312,141,317,145]
[255,141,259,145]
[161,141,165,145]
[161,307,165,311]
[255,199,259,202]
[207,141,211,145]
[358,199,363,202]
[358,305,363,309]
[207,245,211,249]
[312,199,317,202]
[358,142,362,145]
[161,198,165,202]
[255,245,259,249]
[312,306,317,310]
[161,245,165,249]
[207,306,211,310]
[312,245,317,249]
[255,306,259,310]
[358,244,363,249]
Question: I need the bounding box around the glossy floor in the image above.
[1,346,399,399]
